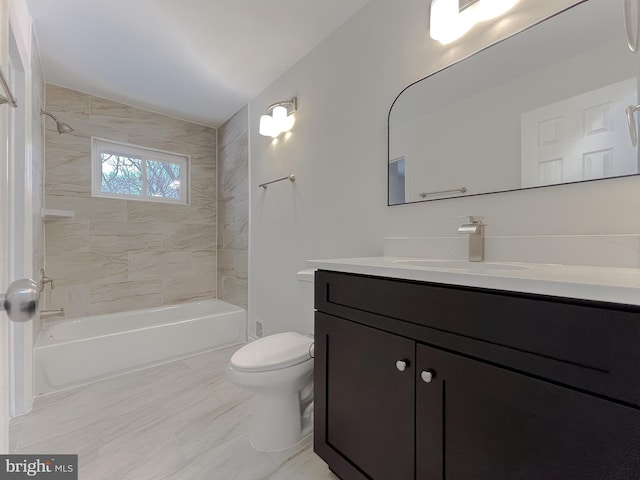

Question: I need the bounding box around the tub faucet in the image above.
[39,268,54,292]
[457,216,485,262]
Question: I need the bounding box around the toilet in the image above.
[227,269,316,452]
[228,332,314,452]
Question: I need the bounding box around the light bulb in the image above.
[272,105,288,123]
[430,0,473,44]
[259,114,276,137]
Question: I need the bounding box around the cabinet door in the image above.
[416,344,640,480]
[315,313,415,480]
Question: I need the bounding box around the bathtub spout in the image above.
[40,308,64,319]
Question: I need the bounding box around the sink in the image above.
[393,259,530,272]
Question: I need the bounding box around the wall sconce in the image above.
[259,97,297,138]
[430,0,518,44]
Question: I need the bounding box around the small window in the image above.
[92,138,189,204]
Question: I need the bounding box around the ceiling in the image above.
[25,0,372,127]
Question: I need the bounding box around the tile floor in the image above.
[10,345,338,480]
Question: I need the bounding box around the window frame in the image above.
[91,137,190,205]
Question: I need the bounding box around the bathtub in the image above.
[34,299,246,395]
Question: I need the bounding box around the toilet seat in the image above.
[230,332,313,373]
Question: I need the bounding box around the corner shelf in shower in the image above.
[42,209,74,221]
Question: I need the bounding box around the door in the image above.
[0,7,36,450]
[315,313,415,480]
[416,344,640,479]
[521,78,638,186]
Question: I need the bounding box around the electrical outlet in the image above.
[256,321,263,338]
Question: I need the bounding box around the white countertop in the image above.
[306,257,640,306]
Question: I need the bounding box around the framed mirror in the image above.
[388,0,640,205]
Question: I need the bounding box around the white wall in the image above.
[248,0,640,336]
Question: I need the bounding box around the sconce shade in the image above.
[259,114,276,137]
[259,97,297,138]
[430,0,518,44]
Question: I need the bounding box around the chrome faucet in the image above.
[457,216,485,262]
[39,268,54,292]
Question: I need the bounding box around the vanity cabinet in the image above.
[313,270,640,480]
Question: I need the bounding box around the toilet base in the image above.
[248,393,313,452]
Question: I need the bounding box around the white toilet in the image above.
[228,332,314,452]
[227,269,316,452]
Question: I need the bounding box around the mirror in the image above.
[388,0,640,205]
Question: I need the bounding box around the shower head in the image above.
[40,109,74,135]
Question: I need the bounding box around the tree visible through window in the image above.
[92,138,189,204]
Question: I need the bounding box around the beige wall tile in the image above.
[163,224,216,251]
[128,252,191,281]
[45,85,91,115]
[46,253,128,287]
[188,145,217,166]
[43,285,90,320]
[235,251,248,280]
[89,281,163,316]
[45,220,90,256]
[191,251,217,279]
[46,196,127,221]
[126,133,188,155]
[218,106,248,149]
[45,148,92,197]
[127,201,189,224]
[90,221,165,253]
[162,275,216,305]
[164,118,216,148]
[217,276,248,310]
[217,250,234,274]
[89,97,166,134]
[216,106,248,309]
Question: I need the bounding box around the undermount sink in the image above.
[393,259,530,271]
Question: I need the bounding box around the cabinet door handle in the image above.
[396,360,410,372]
[421,370,436,383]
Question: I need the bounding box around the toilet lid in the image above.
[230,332,313,372]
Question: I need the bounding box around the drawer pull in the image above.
[421,370,435,383]
[396,360,409,372]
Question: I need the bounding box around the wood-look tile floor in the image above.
[10,346,338,480]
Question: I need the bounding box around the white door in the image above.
[0,14,35,451]
[7,24,33,420]
[521,78,639,187]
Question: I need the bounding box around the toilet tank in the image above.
[296,269,315,334]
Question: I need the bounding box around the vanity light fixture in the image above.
[259,97,297,138]
[430,0,518,44]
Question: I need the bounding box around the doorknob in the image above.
[625,0,640,52]
[626,104,640,147]
[0,278,39,322]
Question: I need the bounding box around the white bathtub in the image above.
[34,299,246,395]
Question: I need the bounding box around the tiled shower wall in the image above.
[44,85,217,319]
[217,106,248,309]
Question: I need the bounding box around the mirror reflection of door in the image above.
[389,157,406,205]
[521,78,639,187]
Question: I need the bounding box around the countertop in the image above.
[306,257,640,306]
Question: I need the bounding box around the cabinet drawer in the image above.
[315,270,640,405]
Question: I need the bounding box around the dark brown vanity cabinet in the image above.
[314,270,640,480]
